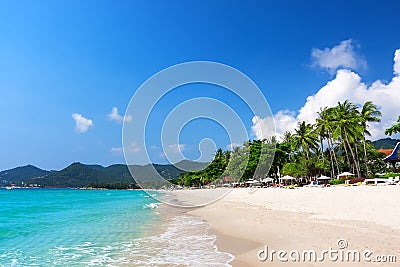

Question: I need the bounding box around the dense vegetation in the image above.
[0,165,49,185]
[178,140,276,186]
[1,161,206,188]
[179,100,399,186]
[278,100,387,179]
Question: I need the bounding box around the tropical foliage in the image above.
[180,100,392,186]
[283,100,384,178]
[178,140,276,186]
[385,116,400,136]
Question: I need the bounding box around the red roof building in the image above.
[378,148,394,156]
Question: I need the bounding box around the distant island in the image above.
[0,161,208,189]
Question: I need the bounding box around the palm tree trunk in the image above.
[304,143,310,160]
[327,137,335,177]
[342,138,352,171]
[320,137,325,174]
[344,130,360,178]
[362,135,369,177]
[328,131,340,175]
[354,142,361,177]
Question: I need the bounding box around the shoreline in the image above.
[144,191,235,266]
[171,186,400,266]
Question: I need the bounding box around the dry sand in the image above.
[170,186,400,266]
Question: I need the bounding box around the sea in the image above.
[0,189,233,266]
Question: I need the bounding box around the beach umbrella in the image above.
[262,177,274,183]
[317,175,331,180]
[337,172,354,178]
[280,175,295,180]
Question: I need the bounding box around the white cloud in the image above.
[251,115,276,140]
[111,147,123,153]
[296,69,364,123]
[394,49,400,76]
[124,142,141,153]
[72,113,93,133]
[311,39,367,74]
[253,49,400,140]
[108,107,132,123]
[167,144,187,153]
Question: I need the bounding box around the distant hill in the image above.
[0,161,207,188]
[0,165,49,185]
[174,160,209,171]
[28,162,107,188]
[372,138,399,150]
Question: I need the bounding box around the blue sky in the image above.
[1,0,399,170]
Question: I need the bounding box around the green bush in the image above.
[375,172,398,178]
[329,178,346,185]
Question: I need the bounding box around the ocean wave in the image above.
[130,215,234,266]
[143,203,160,209]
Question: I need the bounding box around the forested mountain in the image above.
[28,162,108,188]
[0,161,207,188]
[372,138,399,149]
[0,165,49,185]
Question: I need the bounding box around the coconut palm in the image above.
[316,107,340,177]
[292,121,319,160]
[282,131,293,144]
[360,101,381,176]
[330,100,361,177]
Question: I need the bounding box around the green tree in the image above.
[316,107,340,177]
[331,100,361,177]
[281,162,307,178]
[385,116,400,136]
[360,101,381,176]
[292,121,318,160]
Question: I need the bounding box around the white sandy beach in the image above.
[169,186,400,266]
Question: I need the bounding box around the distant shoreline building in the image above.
[380,142,400,172]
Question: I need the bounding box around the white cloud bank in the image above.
[72,113,93,133]
[311,39,367,74]
[252,47,400,141]
[108,107,132,123]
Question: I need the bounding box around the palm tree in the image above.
[360,101,381,176]
[282,131,293,144]
[316,107,340,177]
[292,121,319,160]
[331,100,361,177]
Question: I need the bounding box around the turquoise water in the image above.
[0,189,234,267]
[0,189,161,266]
